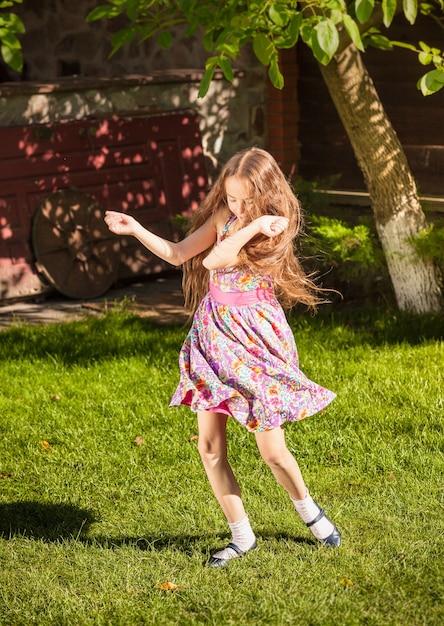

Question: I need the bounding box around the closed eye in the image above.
[227,196,254,204]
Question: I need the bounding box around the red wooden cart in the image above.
[0,109,207,300]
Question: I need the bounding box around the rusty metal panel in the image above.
[0,109,208,300]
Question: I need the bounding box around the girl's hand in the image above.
[255,215,289,238]
[104,211,138,236]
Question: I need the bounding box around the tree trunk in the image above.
[319,44,442,313]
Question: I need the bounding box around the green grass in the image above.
[0,306,443,625]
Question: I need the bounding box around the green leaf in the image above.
[390,40,418,52]
[1,12,25,34]
[157,31,172,49]
[355,0,375,23]
[218,56,234,82]
[86,5,123,22]
[126,0,140,22]
[268,55,284,89]
[111,27,137,52]
[417,68,444,95]
[217,41,239,60]
[268,4,290,27]
[418,51,433,65]
[403,0,418,24]
[0,29,20,49]
[230,16,251,29]
[342,14,365,52]
[314,18,339,64]
[204,55,219,71]
[419,1,437,15]
[275,13,302,49]
[382,0,397,27]
[202,29,214,52]
[362,28,393,50]
[1,41,22,71]
[253,32,274,65]
[198,65,215,98]
[329,10,343,25]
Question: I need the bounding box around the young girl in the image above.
[104,147,340,567]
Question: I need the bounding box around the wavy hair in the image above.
[182,147,325,314]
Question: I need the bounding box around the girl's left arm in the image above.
[203,215,289,270]
[105,211,217,266]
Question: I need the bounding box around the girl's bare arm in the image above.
[203,216,289,270]
[104,211,217,266]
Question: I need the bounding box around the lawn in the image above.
[0,305,443,625]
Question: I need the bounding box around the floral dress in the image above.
[170,214,335,432]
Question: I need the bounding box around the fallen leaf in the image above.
[155,581,183,591]
[388,472,396,480]
[52,394,61,401]
[134,436,144,446]
[40,440,52,452]
[189,435,198,442]
[339,577,354,588]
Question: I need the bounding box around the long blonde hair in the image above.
[183,147,324,314]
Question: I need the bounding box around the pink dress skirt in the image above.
[170,263,336,433]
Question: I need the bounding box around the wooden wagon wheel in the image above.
[32,190,120,299]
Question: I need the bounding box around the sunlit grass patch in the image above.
[0,307,443,625]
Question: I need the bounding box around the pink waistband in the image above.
[209,283,275,306]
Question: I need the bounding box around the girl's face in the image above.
[225,176,254,222]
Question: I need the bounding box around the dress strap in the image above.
[219,214,237,241]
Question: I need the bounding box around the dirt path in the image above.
[0,273,187,329]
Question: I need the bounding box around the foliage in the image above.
[0,0,24,72]
[302,215,389,299]
[410,219,444,271]
[292,174,341,214]
[292,177,389,298]
[0,309,443,624]
[2,0,443,94]
[171,213,191,235]
[86,0,444,97]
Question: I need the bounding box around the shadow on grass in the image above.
[0,302,443,366]
[83,531,313,553]
[291,305,444,346]
[1,304,443,366]
[0,501,96,541]
[0,501,314,553]
[0,314,185,365]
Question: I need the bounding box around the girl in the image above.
[104,147,340,567]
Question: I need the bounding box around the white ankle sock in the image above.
[292,491,335,541]
[212,515,256,560]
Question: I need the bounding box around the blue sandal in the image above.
[206,539,258,567]
[306,506,341,547]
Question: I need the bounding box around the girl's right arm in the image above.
[104,211,217,266]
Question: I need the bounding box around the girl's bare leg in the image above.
[254,425,306,500]
[255,425,341,546]
[197,410,246,523]
[197,411,257,565]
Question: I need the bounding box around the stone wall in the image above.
[4,0,238,81]
[0,0,268,178]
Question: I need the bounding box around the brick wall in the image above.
[266,48,300,180]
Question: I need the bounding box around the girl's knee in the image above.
[258,444,293,470]
[197,436,227,467]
